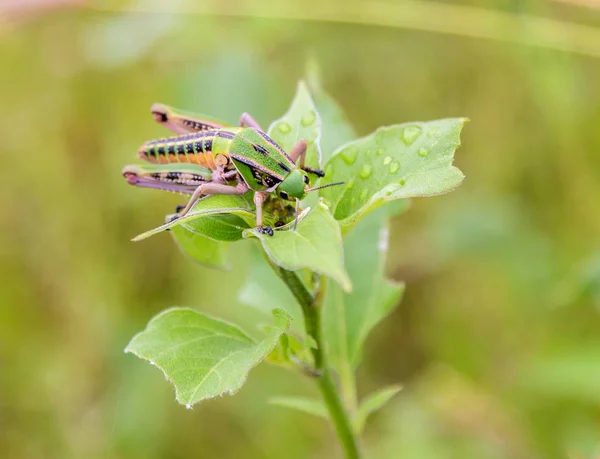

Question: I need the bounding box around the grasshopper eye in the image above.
[279,191,290,200]
[303,175,310,185]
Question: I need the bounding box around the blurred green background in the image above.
[2,1,600,458]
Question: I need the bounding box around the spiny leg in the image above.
[254,191,273,236]
[239,112,262,130]
[151,103,230,135]
[174,181,249,220]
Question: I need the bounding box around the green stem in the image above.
[277,268,361,459]
[339,360,358,421]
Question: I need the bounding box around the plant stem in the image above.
[277,268,361,459]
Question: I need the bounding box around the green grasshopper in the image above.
[126,103,341,235]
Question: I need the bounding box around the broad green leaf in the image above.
[170,225,230,269]
[125,308,292,406]
[355,385,403,432]
[244,201,351,292]
[306,60,356,162]
[238,244,304,335]
[320,118,466,231]
[324,208,405,373]
[268,80,322,170]
[269,396,328,420]
[132,194,255,242]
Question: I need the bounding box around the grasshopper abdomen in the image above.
[138,132,223,170]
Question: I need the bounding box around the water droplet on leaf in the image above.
[399,179,406,186]
[377,148,384,156]
[301,110,316,126]
[360,164,373,179]
[346,179,355,190]
[278,122,291,133]
[383,156,392,165]
[389,161,400,174]
[340,149,358,165]
[418,147,430,157]
[185,404,193,410]
[359,189,368,201]
[427,128,440,138]
[402,125,422,146]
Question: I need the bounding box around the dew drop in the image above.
[359,189,368,201]
[149,361,156,366]
[399,179,406,186]
[418,147,430,157]
[346,179,355,190]
[340,149,358,165]
[376,148,384,156]
[402,125,422,146]
[383,156,392,165]
[301,110,316,126]
[185,404,193,410]
[359,164,373,179]
[427,128,440,139]
[389,161,400,174]
[278,122,291,133]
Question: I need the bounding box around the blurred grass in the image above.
[1,0,600,458]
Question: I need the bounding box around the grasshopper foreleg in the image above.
[289,139,308,167]
[253,191,273,236]
[289,139,324,177]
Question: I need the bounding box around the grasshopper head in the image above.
[277,169,310,201]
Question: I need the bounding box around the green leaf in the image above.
[268,80,322,170]
[238,244,304,335]
[306,60,356,162]
[131,194,255,242]
[355,385,403,432]
[170,225,230,269]
[244,201,351,292]
[320,118,466,231]
[125,308,292,406]
[269,396,328,420]
[324,208,405,373]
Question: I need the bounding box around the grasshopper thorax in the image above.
[277,169,310,201]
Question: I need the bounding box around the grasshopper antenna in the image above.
[305,181,345,193]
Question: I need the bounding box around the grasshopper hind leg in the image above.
[170,181,250,222]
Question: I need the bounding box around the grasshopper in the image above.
[126,103,341,235]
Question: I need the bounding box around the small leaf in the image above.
[238,244,304,335]
[320,118,466,231]
[268,80,322,170]
[132,194,255,242]
[125,308,291,406]
[269,396,328,420]
[324,209,404,373]
[170,225,230,269]
[306,60,356,162]
[244,201,351,292]
[355,385,403,432]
